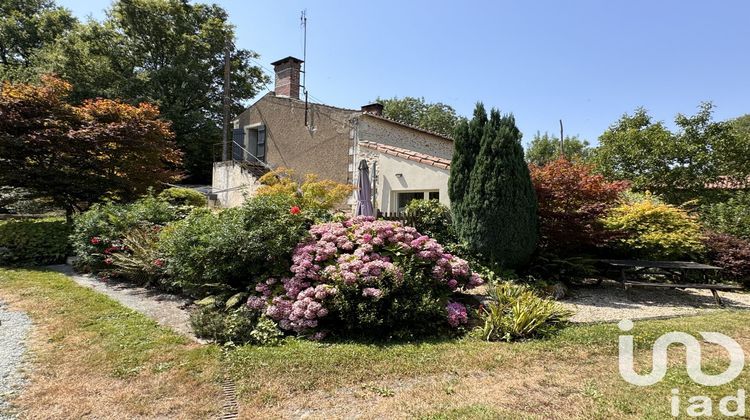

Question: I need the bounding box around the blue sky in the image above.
[58,0,750,145]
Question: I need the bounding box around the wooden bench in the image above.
[622,281,743,305]
[597,259,742,305]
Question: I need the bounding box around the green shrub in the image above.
[700,192,750,240]
[190,306,257,344]
[70,194,188,271]
[602,193,705,260]
[404,199,456,245]
[0,218,71,265]
[158,187,206,207]
[159,194,316,298]
[109,227,166,286]
[479,282,571,341]
[189,306,283,345]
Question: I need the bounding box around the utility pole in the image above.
[559,119,565,159]
[221,39,232,161]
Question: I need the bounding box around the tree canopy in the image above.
[1,0,269,182]
[0,76,182,216]
[376,96,464,137]
[594,103,750,203]
[525,131,592,166]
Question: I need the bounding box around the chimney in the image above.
[270,56,303,99]
[361,103,384,116]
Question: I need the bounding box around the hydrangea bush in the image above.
[246,217,483,339]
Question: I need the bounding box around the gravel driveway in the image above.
[0,300,31,420]
[561,279,750,323]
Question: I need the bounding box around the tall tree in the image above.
[0,76,182,218]
[595,103,749,203]
[0,0,76,79]
[33,0,269,182]
[449,103,486,239]
[525,131,592,166]
[452,103,538,267]
[376,96,464,137]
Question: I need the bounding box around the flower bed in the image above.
[246,217,483,339]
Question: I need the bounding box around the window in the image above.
[396,191,440,212]
[243,125,266,163]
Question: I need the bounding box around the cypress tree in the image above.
[454,105,538,267]
[448,103,486,240]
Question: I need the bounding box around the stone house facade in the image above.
[211,56,453,213]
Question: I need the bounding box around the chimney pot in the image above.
[270,56,303,99]
[361,103,384,116]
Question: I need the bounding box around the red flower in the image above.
[104,257,114,265]
[153,258,165,267]
[290,206,301,215]
[90,236,101,245]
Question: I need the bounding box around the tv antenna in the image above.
[301,10,310,127]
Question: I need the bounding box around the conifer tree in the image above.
[451,104,538,267]
[448,103,486,239]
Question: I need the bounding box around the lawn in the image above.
[1,267,748,419]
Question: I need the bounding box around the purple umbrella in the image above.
[355,159,375,217]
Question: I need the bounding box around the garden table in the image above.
[596,259,740,305]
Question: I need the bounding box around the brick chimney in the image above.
[361,103,384,116]
[271,56,303,99]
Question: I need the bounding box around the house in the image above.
[211,56,453,212]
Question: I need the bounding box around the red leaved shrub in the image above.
[703,231,750,286]
[530,158,629,254]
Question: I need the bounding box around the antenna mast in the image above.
[301,10,309,127]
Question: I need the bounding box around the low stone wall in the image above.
[211,161,262,208]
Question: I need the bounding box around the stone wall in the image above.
[211,161,261,208]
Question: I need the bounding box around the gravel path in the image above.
[48,265,202,343]
[0,300,31,420]
[561,279,750,323]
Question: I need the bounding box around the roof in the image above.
[359,141,451,170]
[360,113,454,141]
[270,56,303,66]
[704,176,750,190]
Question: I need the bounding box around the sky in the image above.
[57,0,750,146]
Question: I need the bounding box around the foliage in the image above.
[525,131,592,166]
[0,0,75,77]
[0,186,57,214]
[245,217,483,339]
[190,306,258,345]
[479,282,571,341]
[108,227,166,286]
[702,232,750,286]
[448,103,485,235]
[376,96,464,137]
[700,191,750,240]
[595,103,750,203]
[451,103,538,267]
[602,193,705,260]
[530,158,629,253]
[257,168,354,213]
[0,76,182,216]
[159,194,316,298]
[157,187,206,207]
[0,217,70,265]
[70,194,186,271]
[28,0,269,181]
[404,199,456,245]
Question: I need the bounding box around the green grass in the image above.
[3,267,750,418]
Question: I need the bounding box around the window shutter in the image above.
[257,126,266,162]
[232,128,244,161]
